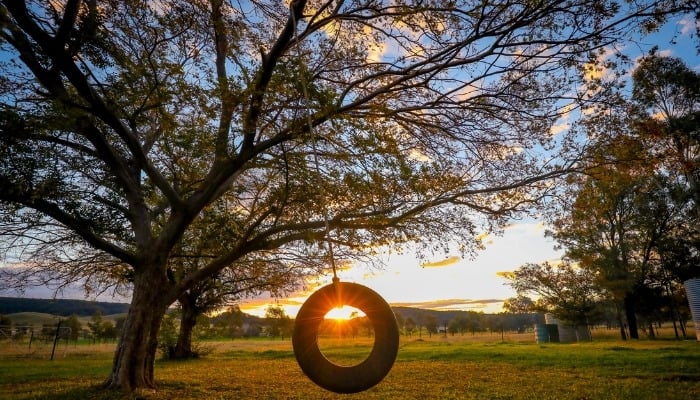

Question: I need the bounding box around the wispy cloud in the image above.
[678,17,698,36]
[420,256,461,268]
[391,298,503,310]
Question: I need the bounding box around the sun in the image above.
[324,305,365,320]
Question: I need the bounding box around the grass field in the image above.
[1,330,698,400]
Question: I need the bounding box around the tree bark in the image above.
[172,294,199,359]
[103,270,173,392]
[617,307,627,340]
[624,294,639,339]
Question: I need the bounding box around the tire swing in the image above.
[293,279,399,393]
[288,7,398,393]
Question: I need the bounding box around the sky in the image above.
[237,13,700,319]
[1,12,698,319]
[237,221,563,318]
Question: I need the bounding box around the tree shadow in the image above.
[27,385,159,400]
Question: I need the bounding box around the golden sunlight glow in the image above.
[324,306,365,320]
[583,62,604,81]
[420,256,460,268]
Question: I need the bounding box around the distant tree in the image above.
[358,315,373,338]
[101,320,118,342]
[467,312,485,334]
[63,315,81,341]
[415,312,426,338]
[488,314,506,340]
[214,306,244,339]
[632,53,700,220]
[502,297,539,332]
[345,312,364,338]
[394,312,405,336]
[447,319,460,336]
[0,315,11,338]
[423,314,439,337]
[403,317,416,337]
[505,261,604,328]
[157,313,179,359]
[40,322,57,341]
[502,296,535,314]
[264,305,291,339]
[448,314,469,335]
[87,311,104,343]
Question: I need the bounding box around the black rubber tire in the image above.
[292,282,399,394]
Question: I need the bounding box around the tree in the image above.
[167,196,312,358]
[87,310,104,343]
[171,259,305,358]
[632,53,700,220]
[214,305,244,338]
[423,313,439,337]
[0,315,12,338]
[403,317,416,337]
[541,55,700,340]
[548,127,691,339]
[63,314,82,341]
[502,295,535,314]
[505,261,604,328]
[0,0,691,391]
[157,312,179,358]
[447,313,473,335]
[264,305,291,339]
[101,319,118,341]
[630,54,700,337]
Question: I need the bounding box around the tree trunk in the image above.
[172,294,199,359]
[624,294,639,339]
[647,321,655,339]
[103,271,173,392]
[616,306,627,340]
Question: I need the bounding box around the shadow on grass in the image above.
[23,384,192,400]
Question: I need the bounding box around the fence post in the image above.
[50,320,62,361]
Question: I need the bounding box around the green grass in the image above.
[1,334,699,400]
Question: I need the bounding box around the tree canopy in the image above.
[535,53,699,340]
[0,0,693,392]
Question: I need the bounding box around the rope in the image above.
[290,7,339,282]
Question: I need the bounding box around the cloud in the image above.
[496,271,514,279]
[678,17,698,36]
[238,297,306,318]
[420,256,461,268]
[408,148,431,162]
[391,298,503,310]
[549,121,570,136]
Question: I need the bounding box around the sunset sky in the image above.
[239,14,700,319]
[239,221,562,318]
[1,14,697,320]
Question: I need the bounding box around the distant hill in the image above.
[2,312,64,326]
[5,312,128,326]
[0,297,129,317]
[392,306,481,323]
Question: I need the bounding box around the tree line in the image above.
[504,53,699,340]
[0,297,129,317]
[0,310,123,343]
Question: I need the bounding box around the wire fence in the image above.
[0,325,75,359]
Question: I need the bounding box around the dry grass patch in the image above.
[1,335,699,399]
